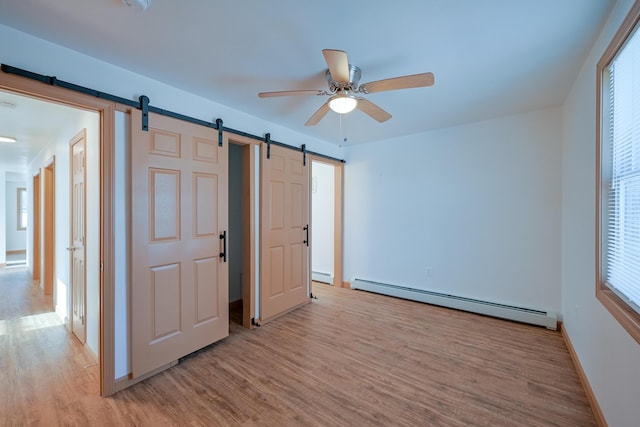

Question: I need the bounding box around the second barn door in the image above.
[131,111,229,378]
[260,144,310,322]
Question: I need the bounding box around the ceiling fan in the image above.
[258,49,435,126]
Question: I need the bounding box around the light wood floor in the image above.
[1,268,595,426]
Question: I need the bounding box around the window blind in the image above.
[606,25,640,313]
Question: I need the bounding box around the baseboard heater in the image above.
[312,271,334,285]
[351,278,557,330]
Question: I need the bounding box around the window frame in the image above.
[16,187,27,231]
[596,0,640,345]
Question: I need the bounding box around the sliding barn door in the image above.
[260,144,310,322]
[131,111,228,378]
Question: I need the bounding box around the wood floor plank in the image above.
[1,268,596,426]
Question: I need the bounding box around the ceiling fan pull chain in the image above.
[339,114,349,145]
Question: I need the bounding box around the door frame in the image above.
[43,158,55,296]
[32,171,41,282]
[309,155,344,289]
[0,72,116,396]
[223,132,258,329]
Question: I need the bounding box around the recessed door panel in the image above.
[194,257,219,324]
[269,246,285,296]
[150,129,181,157]
[150,263,182,342]
[193,137,218,163]
[193,173,217,238]
[269,181,285,230]
[290,243,303,291]
[290,183,303,228]
[150,168,180,242]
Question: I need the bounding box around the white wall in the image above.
[344,107,563,314]
[26,109,101,358]
[5,178,27,252]
[311,161,334,277]
[562,0,640,425]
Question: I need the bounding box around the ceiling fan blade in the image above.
[322,49,350,84]
[356,98,392,122]
[258,89,326,98]
[305,102,331,126]
[358,72,434,94]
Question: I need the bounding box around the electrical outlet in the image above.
[425,267,433,277]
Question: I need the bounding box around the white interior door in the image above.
[70,129,86,344]
[260,144,309,322]
[131,111,229,377]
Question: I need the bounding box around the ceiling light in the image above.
[328,93,358,114]
[0,136,16,143]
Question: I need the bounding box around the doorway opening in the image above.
[311,161,335,285]
[0,84,104,394]
[310,157,343,293]
[228,142,244,326]
[225,135,258,329]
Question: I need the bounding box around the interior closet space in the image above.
[225,136,259,330]
[228,143,245,326]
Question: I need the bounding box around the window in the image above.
[17,187,27,230]
[597,1,640,344]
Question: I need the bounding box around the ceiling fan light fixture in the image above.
[328,94,357,114]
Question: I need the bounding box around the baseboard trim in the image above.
[229,299,242,310]
[84,344,99,365]
[311,271,334,285]
[342,281,351,289]
[560,323,607,427]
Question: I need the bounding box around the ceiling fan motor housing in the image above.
[326,65,361,93]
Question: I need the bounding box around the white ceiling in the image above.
[0,0,614,146]
[0,89,88,170]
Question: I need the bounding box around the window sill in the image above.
[597,286,640,345]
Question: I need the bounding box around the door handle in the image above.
[220,231,227,262]
[303,225,309,247]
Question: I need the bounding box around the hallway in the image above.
[0,266,98,424]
